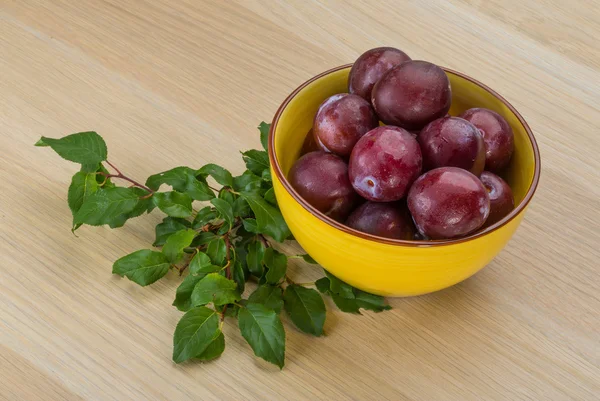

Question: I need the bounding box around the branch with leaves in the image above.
[35,123,391,369]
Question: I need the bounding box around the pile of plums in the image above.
[289,47,515,240]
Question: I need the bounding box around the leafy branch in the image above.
[35,123,391,369]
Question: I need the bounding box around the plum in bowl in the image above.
[268,65,540,296]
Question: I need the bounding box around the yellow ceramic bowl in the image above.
[269,64,541,296]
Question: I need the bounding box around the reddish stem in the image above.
[259,234,270,248]
[221,233,232,322]
[102,161,155,193]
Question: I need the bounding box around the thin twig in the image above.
[221,233,232,322]
[258,234,270,248]
[103,160,155,193]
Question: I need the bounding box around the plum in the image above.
[418,116,485,176]
[288,151,357,221]
[371,60,451,130]
[348,47,411,100]
[346,201,415,240]
[349,126,422,202]
[300,128,319,155]
[479,171,515,228]
[313,93,378,157]
[407,167,490,239]
[459,108,514,172]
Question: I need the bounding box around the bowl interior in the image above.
[272,65,539,242]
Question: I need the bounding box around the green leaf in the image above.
[301,254,318,264]
[263,247,287,284]
[314,277,390,313]
[94,164,115,187]
[185,176,215,201]
[325,271,355,299]
[261,169,272,182]
[232,260,246,294]
[233,197,252,218]
[173,273,206,312]
[239,192,291,243]
[242,150,269,176]
[67,171,99,225]
[146,166,191,191]
[189,251,221,275]
[233,171,262,192]
[353,289,392,312]
[112,249,169,286]
[162,229,196,263]
[196,332,225,361]
[223,304,241,318]
[74,187,141,226]
[315,277,360,314]
[197,164,233,187]
[283,285,326,336]
[34,138,48,146]
[206,238,227,266]
[191,273,241,306]
[107,188,153,228]
[173,306,220,363]
[36,131,107,164]
[315,277,330,294]
[192,207,218,229]
[330,293,362,314]
[248,285,283,314]
[246,241,265,277]
[153,191,193,218]
[243,218,260,234]
[218,189,236,205]
[192,232,218,247]
[263,188,276,206]
[210,198,234,229]
[258,121,270,151]
[238,303,285,368]
[153,217,190,247]
[146,167,215,201]
[80,162,100,173]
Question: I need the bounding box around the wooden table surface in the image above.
[1,1,599,400]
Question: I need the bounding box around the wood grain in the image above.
[1,1,599,400]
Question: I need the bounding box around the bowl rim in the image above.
[268,63,541,247]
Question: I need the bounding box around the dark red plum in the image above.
[288,151,358,221]
[459,108,514,172]
[349,126,422,202]
[313,93,378,157]
[371,60,451,130]
[418,116,485,176]
[346,201,415,240]
[479,171,514,228]
[300,128,319,155]
[348,47,411,100]
[407,167,490,239]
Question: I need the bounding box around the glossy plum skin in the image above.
[371,60,451,130]
[346,201,415,240]
[459,108,514,172]
[479,171,514,228]
[288,151,358,222]
[418,116,485,176]
[348,47,411,100]
[313,93,378,157]
[407,167,490,239]
[349,126,422,202]
[300,128,319,155]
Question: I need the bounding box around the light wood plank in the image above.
[1,1,598,399]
